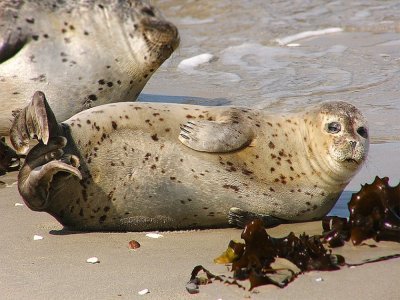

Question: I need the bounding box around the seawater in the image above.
[145,1,400,216]
[146,0,400,144]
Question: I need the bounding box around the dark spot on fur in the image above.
[268,141,275,149]
[88,94,97,101]
[222,184,240,192]
[99,215,107,223]
[112,121,117,130]
[151,134,159,141]
[242,169,253,175]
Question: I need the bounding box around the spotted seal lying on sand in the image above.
[11,91,369,231]
[0,0,179,170]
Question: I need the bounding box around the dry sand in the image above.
[1,143,399,300]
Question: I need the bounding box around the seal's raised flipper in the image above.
[18,136,81,211]
[178,112,254,152]
[10,91,60,155]
[228,207,284,229]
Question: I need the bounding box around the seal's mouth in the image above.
[344,158,359,164]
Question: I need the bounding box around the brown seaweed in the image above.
[187,177,400,294]
[323,176,400,246]
[187,220,344,293]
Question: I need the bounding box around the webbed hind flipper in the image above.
[10,91,61,154]
[228,207,284,229]
[178,110,254,153]
[18,136,81,211]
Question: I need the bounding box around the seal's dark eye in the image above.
[326,122,341,134]
[357,126,368,139]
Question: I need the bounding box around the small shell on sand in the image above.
[86,257,100,264]
[33,235,43,240]
[138,289,150,295]
[145,233,163,239]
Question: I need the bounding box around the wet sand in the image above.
[1,142,399,299]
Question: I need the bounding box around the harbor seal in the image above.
[11,91,369,231]
[0,0,179,137]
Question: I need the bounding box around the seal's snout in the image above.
[341,138,368,167]
[141,18,180,51]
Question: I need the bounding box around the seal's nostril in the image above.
[141,6,156,17]
[349,141,357,149]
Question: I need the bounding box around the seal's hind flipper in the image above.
[228,207,284,229]
[10,91,60,154]
[18,136,81,211]
[178,113,254,153]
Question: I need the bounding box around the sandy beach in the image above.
[1,142,399,300]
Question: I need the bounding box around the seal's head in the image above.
[304,101,369,182]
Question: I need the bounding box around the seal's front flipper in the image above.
[18,136,81,211]
[228,207,284,229]
[178,112,254,153]
[10,91,60,155]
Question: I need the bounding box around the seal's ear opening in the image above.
[0,36,27,64]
